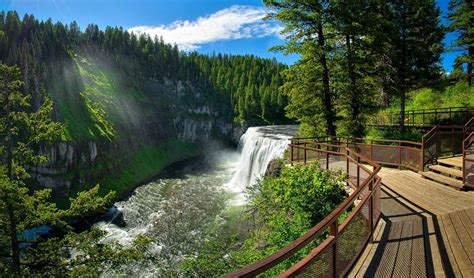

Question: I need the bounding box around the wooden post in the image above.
[290,145,294,166]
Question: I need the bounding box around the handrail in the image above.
[293,136,422,171]
[465,117,474,134]
[370,106,474,127]
[293,136,422,147]
[422,125,466,169]
[398,106,474,114]
[462,132,474,190]
[225,142,382,277]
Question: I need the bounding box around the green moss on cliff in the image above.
[100,138,198,198]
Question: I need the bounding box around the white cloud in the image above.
[128,5,282,51]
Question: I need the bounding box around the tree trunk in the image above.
[346,34,360,136]
[468,45,473,86]
[399,4,407,134]
[317,22,337,138]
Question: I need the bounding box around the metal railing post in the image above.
[369,180,374,243]
[346,149,349,178]
[357,156,360,187]
[398,141,402,169]
[304,142,307,164]
[290,145,294,166]
[330,221,338,278]
[326,150,330,170]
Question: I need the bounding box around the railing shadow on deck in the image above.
[361,186,455,277]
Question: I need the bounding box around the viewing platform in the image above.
[227,115,473,277]
[351,168,474,277]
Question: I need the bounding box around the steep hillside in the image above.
[0,11,289,205]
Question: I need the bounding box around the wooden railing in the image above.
[371,106,474,127]
[292,137,423,172]
[225,143,381,277]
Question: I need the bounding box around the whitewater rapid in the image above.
[94,125,297,274]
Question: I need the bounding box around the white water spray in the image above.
[227,125,297,201]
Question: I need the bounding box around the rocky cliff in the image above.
[30,53,247,205]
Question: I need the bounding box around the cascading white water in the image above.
[227,125,298,202]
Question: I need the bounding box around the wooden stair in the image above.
[420,157,464,190]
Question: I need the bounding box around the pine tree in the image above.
[448,0,473,86]
[264,0,338,137]
[375,0,444,132]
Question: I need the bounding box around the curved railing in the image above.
[292,137,422,172]
[225,142,381,277]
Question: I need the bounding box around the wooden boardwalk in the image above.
[350,168,474,277]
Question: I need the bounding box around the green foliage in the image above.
[265,0,444,135]
[182,162,347,276]
[447,0,473,85]
[383,81,474,113]
[101,139,198,198]
[66,184,115,219]
[0,10,290,135]
[366,127,423,142]
[0,63,150,275]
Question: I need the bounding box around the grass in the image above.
[51,51,149,141]
[99,138,199,198]
[384,81,474,113]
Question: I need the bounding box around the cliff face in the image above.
[30,52,247,203]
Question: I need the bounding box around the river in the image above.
[93,125,297,274]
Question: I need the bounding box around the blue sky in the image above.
[1,0,459,71]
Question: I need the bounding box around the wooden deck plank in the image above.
[466,207,474,224]
[381,173,460,214]
[438,215,463,277]
[393,220,413,276]
[437,156,463,168]
[350,167,474,277]
[459,209,474,242]
[348,219,387,277]
[420,171,464,189]
[429,164,463,178]
[374,222,403,277]
[379,168,474,213]
[410,219,426,277]
[426,216,446,277]
[449,212,473,265]
[440,213,472,276]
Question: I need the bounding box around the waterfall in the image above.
[227,125,297,201]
